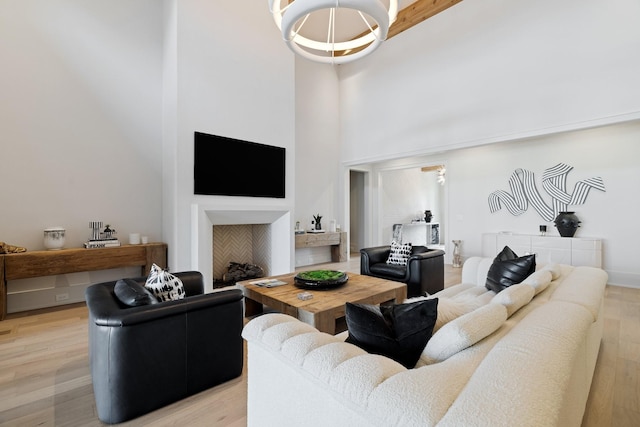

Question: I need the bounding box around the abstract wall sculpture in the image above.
[488,163,606,221]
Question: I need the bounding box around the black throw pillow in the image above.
[485,246,536,293]
[345,299,438,368]
[114,278,159,307]
[494,245,518,262]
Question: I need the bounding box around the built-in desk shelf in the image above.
[0,243,167,320]
[482,233,602,268]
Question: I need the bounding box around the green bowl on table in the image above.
[294,270,348,290]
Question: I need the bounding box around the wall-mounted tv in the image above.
[194,131,286,198]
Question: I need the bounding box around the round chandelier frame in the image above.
[269,0,398,65]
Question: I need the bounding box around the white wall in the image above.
[338,0,640,164]
[293,58,343,265]
[333,0,640,286]
[165,0,296,274]
[0,0,163,311]
[377,166,445,244]
[294,59,341,229]
[446,123,640,286]
[365,121,640,286]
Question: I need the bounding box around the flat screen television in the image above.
[194,131,286,198]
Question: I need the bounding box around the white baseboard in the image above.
[605,270,640,289]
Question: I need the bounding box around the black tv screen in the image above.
[194,132,286,198]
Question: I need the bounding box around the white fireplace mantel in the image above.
[191,204,293,292]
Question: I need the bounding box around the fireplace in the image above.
[212,224,269,287]
[192,204,292,293]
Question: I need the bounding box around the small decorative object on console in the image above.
[294,270,348,289]
[294,221,305,234]
[84,221,121,248]
[0,241,27,254]
[43,227,65,250]
[312,213,323,230]
[539,224,547,236]
[554,211,580,237]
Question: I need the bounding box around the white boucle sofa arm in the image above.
[242,313,406,406]
[461,256,494,287]
[550,266,608,321]
[437,300,595,427]
[243,313,488,426]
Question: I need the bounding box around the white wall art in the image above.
[488,163,606,221]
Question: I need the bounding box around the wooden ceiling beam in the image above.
[335,0,464,57]
[388,0,464,40]
[421,165,445,172]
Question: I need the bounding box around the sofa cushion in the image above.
[521,269,553,295]
[114,278,158,306]
[145,263,186,302]
[386,241,412,266]
[491,284,535,317]
[485,246,536,292]
[418,302,508,366]
[369,262,407,280]
[345,299,438,368]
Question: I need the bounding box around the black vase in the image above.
[424,210,433,223]
[554,211,581,237]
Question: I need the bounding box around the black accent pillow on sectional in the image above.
[114,278,159,307]
[494,245,518,262]
[345,299,438,368]
[485,246,536,293]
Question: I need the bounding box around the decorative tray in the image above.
[294,270,348,289]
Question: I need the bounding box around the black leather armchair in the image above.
[85,271,244,424]
[360,245,445,297]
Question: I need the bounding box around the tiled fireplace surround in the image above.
[193,205,292,292]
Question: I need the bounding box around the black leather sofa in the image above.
[85,271,244,424]
[360,245,445,297]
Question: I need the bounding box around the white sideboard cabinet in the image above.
[393,223,441,247]
[482,233,602,268]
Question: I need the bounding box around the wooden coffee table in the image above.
[237,272,407,334]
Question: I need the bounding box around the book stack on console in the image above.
[84,239,121,248]
[85,221,121,248]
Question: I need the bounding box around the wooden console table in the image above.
[295,231,347,262]
[0,242,167,320]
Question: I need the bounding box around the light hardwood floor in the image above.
[0,256,638,426]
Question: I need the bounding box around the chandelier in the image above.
[268,0,398,65]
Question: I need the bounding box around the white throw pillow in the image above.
[145,263,185,302]
[491,283,535,317]
[418,303,508,366]
[387,241,412,266]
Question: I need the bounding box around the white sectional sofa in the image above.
[242,257,608,427]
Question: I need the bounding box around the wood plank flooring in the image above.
[0,256,638,426]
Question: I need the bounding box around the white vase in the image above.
[44,227,66,250]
